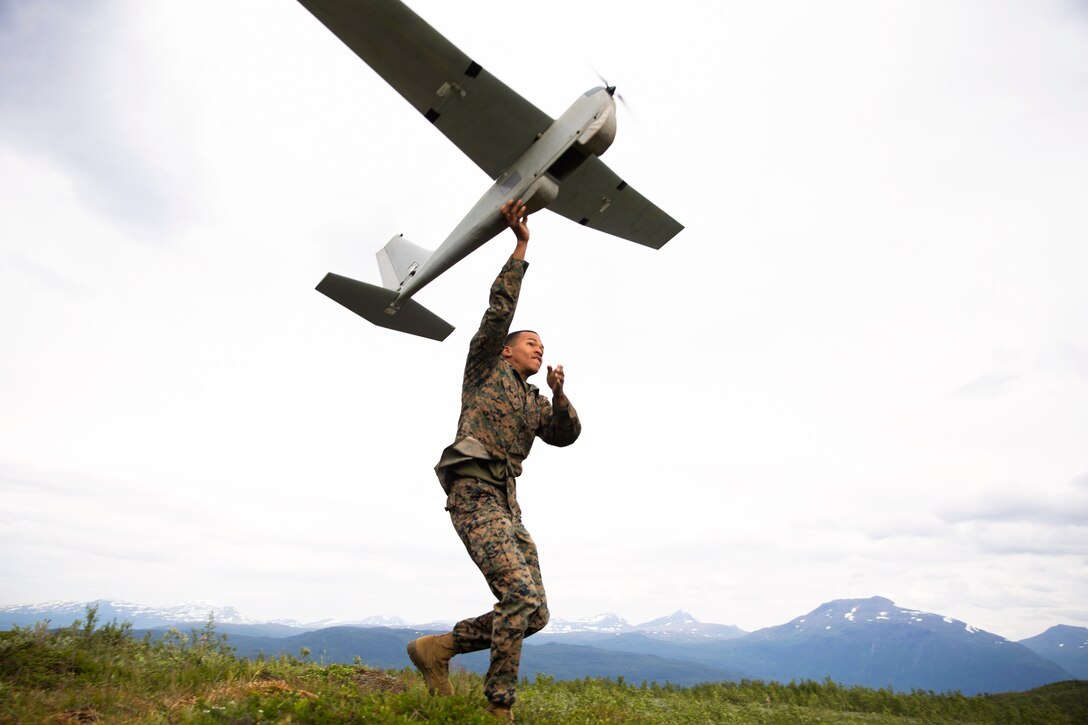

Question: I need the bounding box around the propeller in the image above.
[591,66,636,121]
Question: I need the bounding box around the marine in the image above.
[408,198,581,721]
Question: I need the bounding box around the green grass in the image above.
[1,607,1084,724]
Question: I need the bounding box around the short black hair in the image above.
[504,330,538,347]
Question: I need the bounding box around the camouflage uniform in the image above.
[434,257,581,707]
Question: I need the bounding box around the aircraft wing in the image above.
[547,156,684,249]
[297,0,553,179]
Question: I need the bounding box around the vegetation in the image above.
[1,607,1084,724]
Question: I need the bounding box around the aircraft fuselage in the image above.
[389,86,617,309]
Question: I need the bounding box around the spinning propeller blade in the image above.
[591,65,636,120]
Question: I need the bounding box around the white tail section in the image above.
[376,234,434,291]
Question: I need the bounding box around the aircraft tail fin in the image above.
[376,234,434,291]
[316,272,454,342]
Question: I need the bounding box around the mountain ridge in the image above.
[1,595,1076,642]
[1019,624,1088,679]
[4,595,1082,694]
[1,600,749,638]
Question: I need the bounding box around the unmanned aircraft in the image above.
[299,0,683,341]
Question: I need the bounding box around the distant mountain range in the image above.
[0,599,425,637]
[545,610,746,641]
[3,596,1084,695]
[0,600,746,640]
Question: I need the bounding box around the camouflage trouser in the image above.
[445,477,549,707]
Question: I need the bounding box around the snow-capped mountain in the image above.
[726,596,1071,694]
[0,599,256,629]
[2,599,744,642]
[545,612,635,635]
[635,610,747,640]
[541,609,745,641]
[0,600,429,634]
[297,614,410,629]
[770,595,999,640]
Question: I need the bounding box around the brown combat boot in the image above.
[406,633,456,696]
[485,703,514,721]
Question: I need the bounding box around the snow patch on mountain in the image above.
[542,609,745,641]
[0,599,256,627]
[777,596,1004,642]
[545,612,634,634]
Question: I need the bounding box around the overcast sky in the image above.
[2,0,1087,641]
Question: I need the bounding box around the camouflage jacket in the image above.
[435,257,581,493]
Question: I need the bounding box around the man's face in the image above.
[502,332,544,378]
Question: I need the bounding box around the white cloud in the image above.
[0,1,203,231]
[950,373,1023,399]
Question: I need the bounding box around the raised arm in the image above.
[464,200,533,379]
[505,198,530,260]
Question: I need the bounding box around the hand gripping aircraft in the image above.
[300,0,683,341]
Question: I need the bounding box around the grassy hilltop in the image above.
[1,609,1085,724]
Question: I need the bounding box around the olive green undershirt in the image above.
[451,457,508,486]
